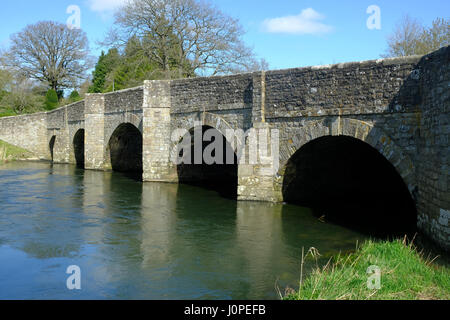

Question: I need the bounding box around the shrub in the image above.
[45,89,59,110]
[69,90,82,103]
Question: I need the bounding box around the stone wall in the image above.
[104,86,144,113]
[67,101,85,164]
[262,56,423,162]
[264,56,422,119]
[170,74,253,113]
[84,94,105,170]
[238,55,425,206]
[103,88,144,169]
[170,74,254,132]
[67,100,85,123]
[142,80,177,182]
[416,46,450,249]
[47,107,71,163]
[0,112,48,158]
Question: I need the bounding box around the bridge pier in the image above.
[142,80,178,183]
[237,72,282,202]
[237,122,283,203]
[84,94,106,170]
[48,128,70,163]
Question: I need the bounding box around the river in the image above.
[0,161,369,300]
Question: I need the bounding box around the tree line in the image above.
[0,0,448,117]
[383,16,448,58]
[90,0,268,93]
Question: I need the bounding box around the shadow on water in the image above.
[118,170,143,182]
[179,180,238,201]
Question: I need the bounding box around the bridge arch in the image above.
[277,119,416,192]
[49,135,56,162]
[73,129,85,168]
[174,115,239,199]
[173,112,244,154]
[277,118,417,236]
[104,113,143,148]
[106,123,143,176]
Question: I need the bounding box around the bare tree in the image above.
[0,49,11,92]
[0,73,44,114]
[106,0,266,77]
[418,18,450,54]
[1,51,43,115]
[0,64,12,94]
[8,21,92,94]
[383,15,449,58]
[4,79,44,114]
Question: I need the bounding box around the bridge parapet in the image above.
[263,55,422,120]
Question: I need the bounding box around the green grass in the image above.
[0,107,18,118]
[284,239,450,300]
[0,139,35,162]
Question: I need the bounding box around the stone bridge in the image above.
[0,46,448,250]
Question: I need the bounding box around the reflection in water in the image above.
[6,164,84,260]
[0,162,369,300]
[235,202,284,299]
[140,183,178,268]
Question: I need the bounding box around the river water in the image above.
[0,162,369,300]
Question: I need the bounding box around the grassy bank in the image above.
[0,106,17,118]
[284,239,450,300]
[0,139,35,162]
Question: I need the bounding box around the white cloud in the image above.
[262,8,334,35]
[86,0,128,13]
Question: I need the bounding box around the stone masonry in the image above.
[0,46,448,250]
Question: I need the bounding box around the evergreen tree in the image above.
[90,36,195,93]
[45,89,59,110]
[89,51,107,93]
[89,49,121,93]
[68,90,81,103]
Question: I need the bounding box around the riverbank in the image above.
[0,139,36,163]
[284,239,450,300]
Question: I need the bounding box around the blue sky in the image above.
[0,0,448,70]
